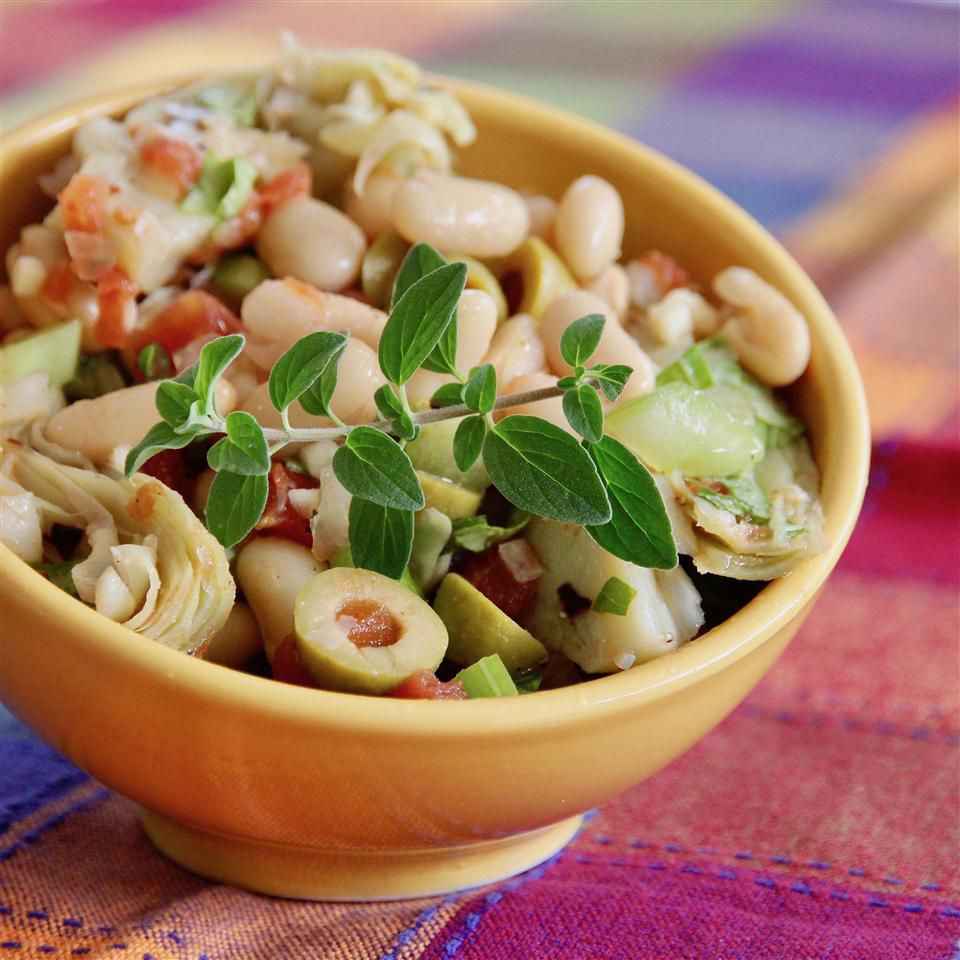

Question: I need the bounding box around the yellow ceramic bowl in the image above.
[0,76,870,901]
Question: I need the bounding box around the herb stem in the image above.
[258,384,565,444]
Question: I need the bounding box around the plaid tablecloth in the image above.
[1,2,958,957]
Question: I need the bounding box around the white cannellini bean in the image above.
[236,538,325,662]
[241,277,387,371]
[406,290,498,406]
[713,266,811,386]
[242,337,385,426]
[343,168,407,238]
[554,175,624,281]
[204,602,262,669]
[482,313,546,386]
[625,258,662,309]
[256,196,367,292]
[584,263,629,318]
[44,380,236,465]
[540,290,655,400]
[496,371,570,433]
[645,288,719,347]
[392,169,529,258]
[523,194,558,243]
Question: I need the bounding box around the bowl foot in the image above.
[140,809,583,901]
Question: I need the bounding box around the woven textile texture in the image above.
[1,1,958,958]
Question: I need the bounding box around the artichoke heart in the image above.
[7,447,234,653]
[524,518,704,674]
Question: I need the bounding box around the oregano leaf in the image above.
[155,380,199,429]
[453,415,486,472]
[332,426,425,510]
[560,313,605,368]
[268,331,349,415]
[431,383,465,408]
[192,334,244,416]
[481,416,610,525]
[206,410,270,476]
[463,363,497,415]
[204,469,269,548]
[562,384,604,443]
[125,421,201,476]
[587,364,633,402]
[391,242,447,307]
[378,261,467,385]
[298,338,348,419]
[585,435,677,570]
[348,497,414,580]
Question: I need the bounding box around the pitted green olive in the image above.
[293,567,448,694]
[361,230,410,308]
[499,237,576,321]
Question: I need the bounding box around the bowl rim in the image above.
[0,73,871,735]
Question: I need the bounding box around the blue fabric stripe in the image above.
[0,707,89,834]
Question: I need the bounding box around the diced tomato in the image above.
[95,266,138,349]
[258,162,313,218]
[40,260,78,306]
[454,540,541,623]
[390,671,467,700]
[255,462,319,548]
[271,634,316,687]
[59,173,110,234]
[139,448,196,503]
[128,289,240,360]
[637,250,691,294]
[139,137,204,197]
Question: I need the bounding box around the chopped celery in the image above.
[455,654,519,698]
[63,352,128,400]
[0,319,81,387]
[182,153,258,220]
[592,576,637,616]
[606,381,763,477]
[656,344,714,389]
[212,255,270,300]
[700,338,804,448]
[331,545,423,597]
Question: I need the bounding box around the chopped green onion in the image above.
[592,576,637,616]
[656,343,714,389]
[63,352,129,400]
[182,152,258,220]
[455,654,519,698]
[212,255,270,299]
[137,343,173,382]
[197,84,258,127]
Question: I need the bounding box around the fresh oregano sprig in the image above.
[125,244,677,577]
